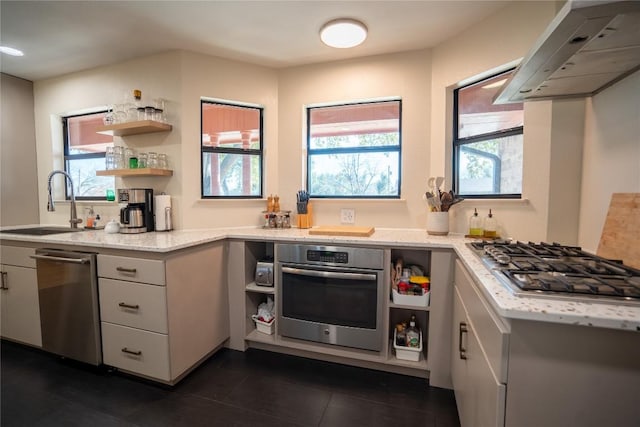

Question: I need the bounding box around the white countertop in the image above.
[2,225,638,332]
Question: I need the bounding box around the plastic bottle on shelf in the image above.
[469,208,483,237]
[406,315,420,348]
[484,209,498,238]
[395,324,407,346]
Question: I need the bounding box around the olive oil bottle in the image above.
[484,209,497,238]
[469,208,483,237]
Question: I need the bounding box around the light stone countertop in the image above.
[1,225,638,332]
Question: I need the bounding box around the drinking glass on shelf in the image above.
[113,104,127,124]
[103,106,115,126]
[147,152,158,168]
[114,146,125,169]
[158,153,168,169]
[125,148,135,168]
[138,152,148,168]
[105,146,115,170]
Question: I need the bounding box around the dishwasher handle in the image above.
[30,254,91,264]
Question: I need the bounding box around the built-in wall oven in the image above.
[277,243,385,352]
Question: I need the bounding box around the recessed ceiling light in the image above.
[0,46,24,56]
[320,18,367,49]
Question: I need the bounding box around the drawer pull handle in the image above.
[121,347,142,356]
[459,322,468,360]
[116,267,137,273]
[0,271,8,290]
[118,302,140,310]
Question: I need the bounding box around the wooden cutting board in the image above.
[597,193,640,270]
[308,225,375,237]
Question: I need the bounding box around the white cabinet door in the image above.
[0,264,42,347]
[453,286,506,427]
[452,287,470,426]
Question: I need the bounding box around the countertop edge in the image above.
[2,226,638,332]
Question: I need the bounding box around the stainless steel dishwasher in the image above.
[32,248,102,366]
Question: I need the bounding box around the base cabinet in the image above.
[452,259,509,427]
[452,286,506,427]
[0,246,41,347]
[454,258,640,427]
[228,241,455,381]
[98,242,228,384]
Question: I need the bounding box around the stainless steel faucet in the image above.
[47,170,82,228]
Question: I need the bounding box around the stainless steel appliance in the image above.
[31,248,101,365]
[277,243,385,352]
[118,188,154,233]
[468,240,640,306]
[255,259,274,287]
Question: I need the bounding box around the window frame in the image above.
[306,99,402,199]
[62,110,110,201]
[200,99,264,199]
[452,69,523,199]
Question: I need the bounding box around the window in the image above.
[453,70,523,198]
[201,100,263,198]
[307,100,401,198]
[63,111,114,199]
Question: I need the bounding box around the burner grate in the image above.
[503,270,640,300]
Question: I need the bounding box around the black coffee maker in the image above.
[118,188,154,233]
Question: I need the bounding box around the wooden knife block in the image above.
[297,203,312,229]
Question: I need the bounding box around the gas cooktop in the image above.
[467,240,640,306]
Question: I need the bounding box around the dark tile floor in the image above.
[1,340,459,427]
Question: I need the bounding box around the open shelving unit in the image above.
[96,168,173,177]
[96,120,172,136]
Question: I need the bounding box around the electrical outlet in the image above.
[340,208,355,224]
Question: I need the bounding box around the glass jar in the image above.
[138,152,148,168]
[158,153,168,169]
[147,152,158,168]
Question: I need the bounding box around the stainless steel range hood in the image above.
[494,0,640,104]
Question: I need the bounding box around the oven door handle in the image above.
[282,266,377,281]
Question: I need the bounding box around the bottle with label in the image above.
[484,209,498,238]
[406,316,420,348]
[395,324,407,347]
[469,208,483,237]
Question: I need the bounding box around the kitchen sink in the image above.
[1,227,86,236]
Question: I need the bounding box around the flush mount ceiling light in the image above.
[0,46,24,56]
[320,18,367,48]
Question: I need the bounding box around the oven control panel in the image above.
[306,250,349,264]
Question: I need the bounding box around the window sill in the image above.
[456,198,530,205]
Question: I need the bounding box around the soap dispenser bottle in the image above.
[469,208,483,237]
[484,209,497,238]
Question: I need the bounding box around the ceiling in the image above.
[0,1,512,82]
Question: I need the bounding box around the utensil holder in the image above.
[297,203,312,229]
[427,211,449,236]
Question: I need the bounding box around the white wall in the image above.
[23,1,637,242]
[1,73,40,226]
[179,51,279,228]
[578,70,640,253]
[278,50,431,228]
[430,1,560,240]
[33,51,183,227]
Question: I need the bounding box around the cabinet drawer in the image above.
[101,322,170,381]
[0,246,36,268]
[99,278,168,333]
[455,260,509,383]
[98,255,165,286]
